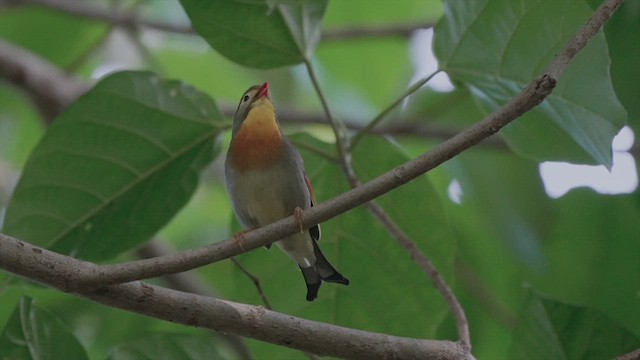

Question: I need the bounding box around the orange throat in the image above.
[230,103,282,172]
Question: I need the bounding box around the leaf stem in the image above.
[303,59,359,185]
[351,69,442,149]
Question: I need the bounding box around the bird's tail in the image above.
[300,241,349,301]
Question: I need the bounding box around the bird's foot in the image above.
[233,229,252,252]
[293,207,305,233]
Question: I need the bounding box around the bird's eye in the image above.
[243,94,250,102]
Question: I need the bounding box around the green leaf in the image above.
[180,0,327,69]
[108,332,224,360]
[0,297,89,360]
[533,190,640,335]
[433,0,626,169]
[0,84,45,169]
[2,71,224,261]
[509,291,640,360]
[594,0,640,136]
[322,0,441,28]
[0,7,108,68]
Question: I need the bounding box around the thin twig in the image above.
[230,257,273,310]
[290,139,340,164]
[230,258,319,360]
[351,69,442,148]
[321,22,435,41]
[365,200,471,350]
[455,259,517,329]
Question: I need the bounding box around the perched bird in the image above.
[225,82,349,301]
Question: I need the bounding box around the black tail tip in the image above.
[322,273,350,286]
[305,282,321,302]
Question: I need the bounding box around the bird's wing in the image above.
[304,174,321,241]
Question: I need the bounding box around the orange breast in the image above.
[230,104,283,172]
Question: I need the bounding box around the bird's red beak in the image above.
[257,82,269,98]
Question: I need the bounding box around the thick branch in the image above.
[0,233,469,360]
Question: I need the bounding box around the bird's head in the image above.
[232,82,275,134]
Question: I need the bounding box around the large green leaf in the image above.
[433,0,626,168]
[2,71,224,261]
[590,0,640,136]
[432,148,550,359]
[0,7,108,68]
[509,292,640,360]
[533,189,640,334]
[0,84,45,169]
[108,332,224,360]
[180,0,327,69]
[0,297,89,360]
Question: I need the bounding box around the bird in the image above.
[224,82,349,301]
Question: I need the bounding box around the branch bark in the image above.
[0,233,470,360]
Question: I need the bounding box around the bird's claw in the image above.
[293,207,305,233]
[233,229,251,252]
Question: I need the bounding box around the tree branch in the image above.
[0,233,470,360]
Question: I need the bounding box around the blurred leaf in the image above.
[180,0,327,68]
[316,39,412,115]
[509,291,640,360]
[533,190,640,335]
[316,0,442,113]
[0,85,45,169]
[433,0,626,168]
[0,297,89,360]
[108,332,224,360]
[2,71,224,261]
[594,0,640,135]
[0,7,108,68]
[446,148,552,271]
[322,0,441,27]
[422,148,551,359]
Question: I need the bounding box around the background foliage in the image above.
[1,0,638,359]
